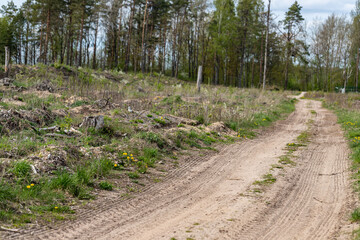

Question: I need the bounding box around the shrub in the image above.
[99,181,113,191]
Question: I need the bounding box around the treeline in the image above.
[0,0,360,91]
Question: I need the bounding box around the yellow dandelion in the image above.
[26,185,31,189]
[123,152,127,156]
[114,164,118,167]
[131,157,134,160]
[127,156,130,160]
[237,135,240,137]
[30,183,34,187]
[54,206,58,209]
[130,154,133,157]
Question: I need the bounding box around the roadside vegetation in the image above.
[0,65,296,228]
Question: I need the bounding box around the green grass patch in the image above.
[279,155,296,166]
[254,173,276,186]
[99,181,113,191]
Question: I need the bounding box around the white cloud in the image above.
[271,0,355,24]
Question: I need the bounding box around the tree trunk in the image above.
[44,8,51,65]
[5,46,10,77]
[238,14,249,88]
[284,28,291,90]
[92,14,99,69]
[25,21,29,65]
[78,3,85,67]
[263,0,271,90]
[124,0,136,72]
[251,55,255,88]
[162,22,167,73]
[39,21,44,63]
[66,11,72,65]
[117,6,123,67]
[197,65,202,93]
[356,47,359,92]
[214,54,219,85]
[141,0,149,73]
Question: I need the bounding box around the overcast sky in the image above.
[7,0,358,25]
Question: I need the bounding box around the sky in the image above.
[6,0,358,25]
[272,0,356,26]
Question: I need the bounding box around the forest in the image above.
[0,0,359,91]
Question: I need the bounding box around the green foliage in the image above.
[254,173,276,185]
[161,95,183,105]
[128,172,140,179]
[99,181,113,191]
[154,118,167,125]
[11,161,32,181]
[139,132,166,148]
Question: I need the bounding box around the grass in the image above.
[99,181,113,191]
[0,64,298,226]
[254,174,277,186]
[278,155,296,166]
[128,172,140,179]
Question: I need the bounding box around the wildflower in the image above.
[114,164,118,167]
[161,117,163,120]
[131,157,134,160]
[130,154,133,157]
[237,135,240,137]
[123,152,127,156]
[26,185,31,189]
[54,206,58,209]
[30,183,35,187]
[127,156,130,160]
[262,118,266,121]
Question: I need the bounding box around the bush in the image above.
[99,181,113,191]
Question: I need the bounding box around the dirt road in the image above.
[7,95,356,240]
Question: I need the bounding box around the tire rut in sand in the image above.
[237,101,352,240]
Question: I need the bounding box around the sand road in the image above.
[6,94,356,240]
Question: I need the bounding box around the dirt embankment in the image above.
[4,96,356,240]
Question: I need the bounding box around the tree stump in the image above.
[79,115,104,130]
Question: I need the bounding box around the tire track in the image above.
[5,96,353,240]
[236,100,352,240]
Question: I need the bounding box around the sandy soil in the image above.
[5,94,356,240]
